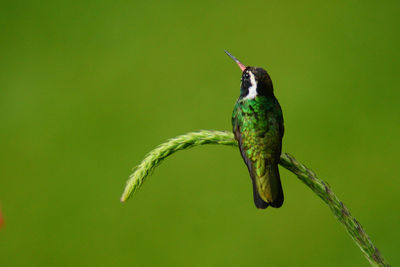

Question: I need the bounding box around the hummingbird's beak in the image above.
[224,50,246,72]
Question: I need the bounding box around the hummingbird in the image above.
[226,50,284,209]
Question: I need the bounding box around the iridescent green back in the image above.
[232,95,284,208]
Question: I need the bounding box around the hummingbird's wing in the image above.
[235,128,269,208]
[233,107,269,209]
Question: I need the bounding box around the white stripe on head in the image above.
[244,71,257,100]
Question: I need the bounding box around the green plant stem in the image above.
[120,130,389,267]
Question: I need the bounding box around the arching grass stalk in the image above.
[120,130,389,267]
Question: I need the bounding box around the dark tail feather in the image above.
[268,165,284,208]
[252,178,269,209]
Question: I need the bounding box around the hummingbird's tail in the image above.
[251,179,269,209]
[253,163,284,208]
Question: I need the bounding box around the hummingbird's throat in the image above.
[243,71,258,100]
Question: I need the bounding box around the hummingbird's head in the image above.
[225,50,274,100]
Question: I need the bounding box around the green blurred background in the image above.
[1,0,399,266]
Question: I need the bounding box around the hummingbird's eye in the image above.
[244,72,250,79]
